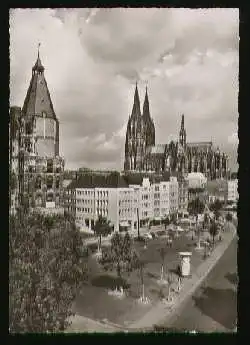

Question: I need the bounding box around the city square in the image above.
[9,8,238,334]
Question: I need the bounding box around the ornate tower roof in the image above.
[131,82,141,118]
[22,46,57,120]
[142,86,150,119]
[179,113,187,148]
[142,86,155,146]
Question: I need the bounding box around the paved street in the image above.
[160,236,237,332]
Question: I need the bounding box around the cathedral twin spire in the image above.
[124,82,156,171]
[130,82,153,122]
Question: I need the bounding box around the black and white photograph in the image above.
[9,8,238,333]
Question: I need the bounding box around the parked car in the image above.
[143,233,153,240]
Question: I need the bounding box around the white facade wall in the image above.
[118,188,134,231]
[72,176,180,232]
[227,179,238,202]
[159,182,170,218]
[141,179,153,220]
[169,177,179,214]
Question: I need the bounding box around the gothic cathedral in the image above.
[124,84,229,180]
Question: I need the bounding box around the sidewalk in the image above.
[66,314,119,333]
[128,226,236,331]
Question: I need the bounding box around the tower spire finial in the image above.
[38,42,41,58]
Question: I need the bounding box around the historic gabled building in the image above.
[9,49,64,215]
[124,84,229,180]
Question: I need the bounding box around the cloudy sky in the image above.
[10,8,239,171]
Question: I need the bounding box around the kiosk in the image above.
[179,252,192,277]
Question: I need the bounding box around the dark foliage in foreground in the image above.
[9,213,86,333]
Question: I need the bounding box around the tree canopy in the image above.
[100,232,138,279]
[226,212,233,222]
[209,220,219,245]
[209,199,224,212]
[9,213,86,333]
[94,215,112,249]
[188,198,205,216]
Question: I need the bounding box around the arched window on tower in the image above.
[46,191,54,202]
[46,175,53,190]
[35,176,42,189]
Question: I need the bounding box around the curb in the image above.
[128,229,236,331]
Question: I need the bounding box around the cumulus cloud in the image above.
[9,8,239,171]
[228,132,238,145]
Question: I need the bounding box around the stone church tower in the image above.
[142,86,155,148]
[124,83,144,171]
[9,48,64,214]
[124,84,155,172]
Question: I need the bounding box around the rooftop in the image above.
[67,173,128,189]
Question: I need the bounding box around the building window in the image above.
[47,159,53,173]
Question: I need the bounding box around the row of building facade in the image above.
[64,170,238,232]
[64,173,185,232]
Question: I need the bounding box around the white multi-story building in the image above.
[65,174,179,232]
[169,176,179,214]
[227,179,238,202]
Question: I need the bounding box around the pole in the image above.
[137,207,140,239]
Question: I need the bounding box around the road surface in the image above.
[159,236,237,333]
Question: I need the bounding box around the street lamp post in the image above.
[137,207,140,239]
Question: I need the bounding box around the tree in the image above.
[209,220,219,247]
[188,198,205,216]
[226,212,233,222]
[159,247,167,281]
[210,199,223,213]
[93,215,112,252]
[166,273,174,301]
[169,213,178,227]
[188,198,205,247]
[138,260,146,301]
[9,213,86,333]
[203,213,210,230]
[100,232,138,284]
[162,216,170,229]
